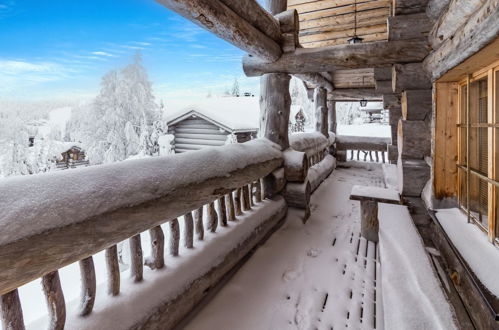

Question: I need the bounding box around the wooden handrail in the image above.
[0,139,282,295]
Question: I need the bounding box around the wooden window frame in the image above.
[456,61,499,244]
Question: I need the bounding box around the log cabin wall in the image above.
[168,117,229,153]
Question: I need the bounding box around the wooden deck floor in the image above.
[183,165,386,329]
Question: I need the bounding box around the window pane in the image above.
[459,84,468,124]
[469,174,488,228]
[469,127,488,175]
[458,167,468,209]
[469,78,488,124]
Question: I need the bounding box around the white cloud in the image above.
[91,51,115,57]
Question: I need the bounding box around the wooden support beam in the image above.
[423,0,499,81]
[392,63,431,92]
[426,0,451,22]
[398,120,431,159]
[392,0,429,15]
[294,73,334,91]
[383,93,401,110]
[332,68,375,89]
[220,0,282,43]
[388,13,432,41]
[401,89,432,120]
[243,40,430,76]
[428,0,487,49]
[259,73,292,149]
[0,289,25,330]
[398,158,430,196]
[375,80,393,94]
[266,0,287,15]
[156,0,282,62]
[314,87,329,137]
[373,67,392,81]
[328,88,382,101]
[328,100,337,134]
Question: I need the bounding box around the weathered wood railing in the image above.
[0,139,287,330]
[335,135,391,163]
[280,132,336,221]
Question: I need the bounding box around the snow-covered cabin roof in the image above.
[165,97,259,132]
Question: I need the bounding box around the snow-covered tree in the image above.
[231,78,240,97]
[289,77,314,131]
[66,52,164,164]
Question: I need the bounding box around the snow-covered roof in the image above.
[165,97,259,132]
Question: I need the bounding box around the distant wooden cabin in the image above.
[166,97,259,153]
[55,145,89,169]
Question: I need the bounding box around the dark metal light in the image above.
[348,36,364,44]
[348,0,363,45]
[360,99,367,107]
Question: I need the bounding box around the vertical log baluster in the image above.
[169,218,180,256]
[369,151,373,162]
[207,202,218,233]
[254,179,262,203]
[42,271,66,330]
[242,185,251,211]
[184,212,194,249]
[248,183,255,207]
[194,207,204,240]
[145,226,165,269]
[105,245,120,296]
[375,152,379,163]
[129,235,143,282]
[226,193,236,222]
[357,150,360,160]
[234,188,242,216]
[0,289,25,330]
[78,256,96,316]
[218,196,228,227]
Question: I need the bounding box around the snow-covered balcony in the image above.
[0,131,464,330]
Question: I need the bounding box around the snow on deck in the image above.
[184,166,458,330]
[436,208,499,297]
[185,167,386,330]
[379,204,458,330]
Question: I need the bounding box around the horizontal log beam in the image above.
[0,140,283,295]
[293,73,334,91]
[328,88,382,101]
[423,0,499,81]
[428,0,486,49]
[156,0,282,62]
[243,40,430,76]
[220,0,282,43]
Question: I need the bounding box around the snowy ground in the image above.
[337,124,391,138]
[184,166,386,330]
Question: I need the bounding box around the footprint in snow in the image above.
[306,248,322,258]
[282,269,300,282]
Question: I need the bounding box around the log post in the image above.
[242,185,251,211]
[401,89,432,120]
[42,271,66,330]
[105,245,120,296]
[234,188,242,216]
[183,213,194,249]
[328,100,337,135]
[360,200,379,243]
[314,87,328,137]
[170,218,180,256]
[392,63,431,92]
[254,180,263,203]
[129,235,143,282]
[218,196,228,226]
[226,193,236,221]
[194,207,204,240]
[259,73,291,149]
[207,202,218,233]
[78,256,96,316]
[0,289,25,330]
[398,120,431,159]
[145,226,165,269]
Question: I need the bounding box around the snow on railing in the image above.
[0,139,284,329]
[335,135,390,163]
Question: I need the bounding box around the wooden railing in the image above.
[0,139,286,329]
[335,135,391,163]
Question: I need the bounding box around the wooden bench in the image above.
[350,185,401,242]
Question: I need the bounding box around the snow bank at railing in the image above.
[289,132,329,152]
[379,203,458,330]
[0,139,281,246]
[436,208,499,297]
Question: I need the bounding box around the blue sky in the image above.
[0,0,260,101]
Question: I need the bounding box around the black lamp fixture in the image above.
[360,99,368,107]
[348,0,363,44]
